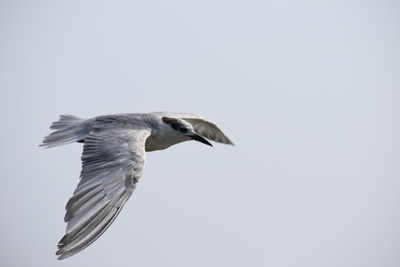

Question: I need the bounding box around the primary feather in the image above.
[40,112,233,259]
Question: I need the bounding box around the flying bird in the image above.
[40,112,233,259]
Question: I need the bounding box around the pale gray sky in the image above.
[1,0,399,266]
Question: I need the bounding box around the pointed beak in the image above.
[188,134,213,147]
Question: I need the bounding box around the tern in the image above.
[40,112,233,259]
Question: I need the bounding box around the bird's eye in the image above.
[179,127,188,133]
[170,123,180,131]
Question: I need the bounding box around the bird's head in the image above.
[161,117,213,146]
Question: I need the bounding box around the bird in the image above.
[40,112,233,260]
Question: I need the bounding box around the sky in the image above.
[0,0,399,266]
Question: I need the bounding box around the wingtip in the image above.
[56,248,72,260]
[225,138,235,146]
[38,143,46,148]
[56,250,65,260]
[57,254,68,260]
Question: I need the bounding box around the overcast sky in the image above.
[1,0,399,266]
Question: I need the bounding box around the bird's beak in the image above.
[188,134,213,147]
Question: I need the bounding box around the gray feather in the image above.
[40,114,91,148]
[56,128,150,259]
[152,112,234,145]
[40,112,233,259]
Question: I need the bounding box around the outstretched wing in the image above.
[154,112,234,145]
[56,128,151,260]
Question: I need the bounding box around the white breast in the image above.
[144,127,188,152]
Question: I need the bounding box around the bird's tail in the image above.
[40,114,90,148]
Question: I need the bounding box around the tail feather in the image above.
[40,115,90,148]
[50,114,82,130]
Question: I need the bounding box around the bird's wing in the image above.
[56,128,151,260]
[154,112,234,145]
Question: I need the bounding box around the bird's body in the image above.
[41,112,233,259]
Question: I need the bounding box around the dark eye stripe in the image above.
[170,122,180,131]
[162,117,188,133]
[162,117,178,124]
